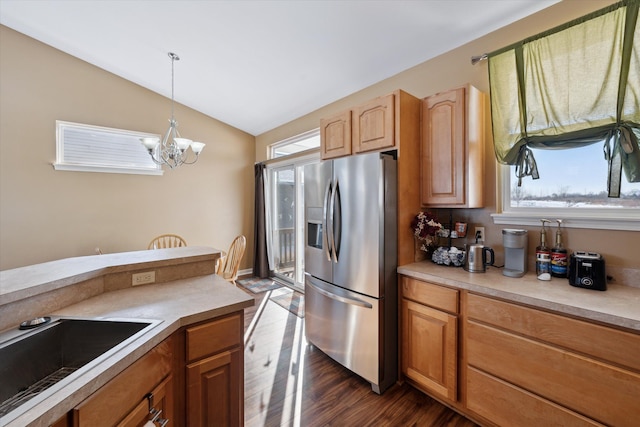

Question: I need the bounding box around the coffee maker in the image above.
[502,229,528,277]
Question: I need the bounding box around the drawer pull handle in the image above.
[146,393,169,427]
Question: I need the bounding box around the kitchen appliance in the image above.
[568,251,607,291]
[463,243,495,273]
[304,151,397,394]
[503,228,528,278]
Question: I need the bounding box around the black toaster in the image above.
[568,251,606,291]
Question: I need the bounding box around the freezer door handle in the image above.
[323,180,333,262]
[306,274,373,309]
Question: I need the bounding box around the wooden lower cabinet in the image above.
[186,347,242,426]
[52,311,245,427]
[184,312,244,427]
[400,277,459,402]
[465,293,640,427]
[73,338,173,426]
[402,299,457,401]
[399,276,640,427]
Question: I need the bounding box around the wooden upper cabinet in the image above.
[320,110,352,159]
[320,93,396,160]
[353,93,395,154]
[421,85,484,208]
[318,90,421,267]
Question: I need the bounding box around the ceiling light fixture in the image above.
[140,52,205,169]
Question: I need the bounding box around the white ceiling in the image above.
[0,0,559,136]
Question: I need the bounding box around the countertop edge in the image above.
[398,263,640,332]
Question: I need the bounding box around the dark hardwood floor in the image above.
[240,284,478,427]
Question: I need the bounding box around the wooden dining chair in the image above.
[147,234,187,250]
[216,235,246,286]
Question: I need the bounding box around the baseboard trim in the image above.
[238,268,253,278]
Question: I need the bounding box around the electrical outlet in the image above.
[132,271,155,286]
[475,227,485,242]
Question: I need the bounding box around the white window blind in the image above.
[53,121,163,175]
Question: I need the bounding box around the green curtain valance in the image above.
[488,0,640,197]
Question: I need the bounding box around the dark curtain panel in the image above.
[253,163,270,278]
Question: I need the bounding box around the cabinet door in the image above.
[353,94,395,154]
[186,347,242,427]
[421,87,465,206]
[320,110,352,159]
[402,298,457,401]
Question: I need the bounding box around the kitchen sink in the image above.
[0,317,161,419]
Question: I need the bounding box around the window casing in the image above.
[53,121,163,175]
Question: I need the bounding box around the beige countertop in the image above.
[0,246,220,305]
[0,249,254,427]
[398,262,640,332]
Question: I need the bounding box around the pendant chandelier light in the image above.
[140,52,205,169]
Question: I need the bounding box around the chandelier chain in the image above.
[169,52,179,123]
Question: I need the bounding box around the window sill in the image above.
[492,211,640,231]
[52,163,163,176]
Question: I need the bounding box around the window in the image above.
[269,129,320,159]
[489,0,640,231]
[494,143,640,231]
[53,121,162,175]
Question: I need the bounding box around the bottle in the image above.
[551,219,568,278]
[536,219,551,281]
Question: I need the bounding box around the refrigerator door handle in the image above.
[332,179,341,262]
[306,275,373,309]
[327,179,337,263]
[323,180,333,262]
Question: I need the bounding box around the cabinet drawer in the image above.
[186,313,242,362]
[117,374,173,427]
[467,320,640,427]
[74,338,172,426]
[467,293,640,371]
[401,277,458,314]
[467,367,603,427]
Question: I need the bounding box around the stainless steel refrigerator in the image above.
[304,151,397,394]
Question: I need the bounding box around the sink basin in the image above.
[0,317,160,419]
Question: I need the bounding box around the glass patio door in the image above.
[266,156,317,291]
[269,165,297,286]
